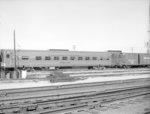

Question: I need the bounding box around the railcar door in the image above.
[0,53,2,63]
[4,51,14,68]
[111,53,121,67]
[0,50,4,67]
[111,53,126,67]
[111,53,119,66]
[0,51,2,68]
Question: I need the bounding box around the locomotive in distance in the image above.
[0,49,150,70]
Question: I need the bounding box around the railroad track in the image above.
[69,71,150,77]
[0,77,150,114]
[62,68,150,74]
[0,86,150,114]
[0,78,149,97]
[0,78,150,105]
[144,108,150,114]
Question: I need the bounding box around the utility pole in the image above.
[73,45,76,51]
[131,47,134,54]
[147,0,150,53]
[0,51,2,79]
[14,30,17,78]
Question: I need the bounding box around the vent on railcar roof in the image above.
[107,50,122,53]
[49,49,69,51]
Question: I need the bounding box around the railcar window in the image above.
[92,57,97,60]
[85,57,90,60]
[100,58,103,60]
[22,56,29,60]
[36,56,42,60]
[45,56,51,60]
[6,54,10,58]
[70,56,75,60]
[54,56,59,60]
[78,57,83,60]
[62,56,68,60]
[0,56,2,62]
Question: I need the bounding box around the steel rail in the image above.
[1,86,150,114]
[32,87,150,114]
[30,86,150,111]
[63,68,150,74]
[2,85,150,107]
[69,71,150,77]
[0,79,150,105]
[0,78,149,97]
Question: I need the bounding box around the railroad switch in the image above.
[12,109,20,113]
[0,112,5,114]
[88,105,96,110]
[0,92,7,97]
[19,104,38,113]
[26,105,37,111]
[144,108,150,114]
[0,110,5,114]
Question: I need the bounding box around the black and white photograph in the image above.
[0,0,150,114]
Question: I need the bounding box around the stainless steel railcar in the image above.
[0,49,150,70]
[0,49,112,70]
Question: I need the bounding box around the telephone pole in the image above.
[14,30,17,78]
[147,0,150,53]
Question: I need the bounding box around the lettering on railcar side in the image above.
[144,57,150,59]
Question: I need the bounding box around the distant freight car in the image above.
[0,49,150,70]
[139,53,150,66]
[111,52,150,68]
[111,53,139,67]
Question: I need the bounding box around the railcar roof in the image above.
[0,49,109,53]
[0,49,149,54]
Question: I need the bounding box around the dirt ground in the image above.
[72,95,150,114]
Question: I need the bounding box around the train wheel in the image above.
[114,65,118,68]
[122,65,127,69]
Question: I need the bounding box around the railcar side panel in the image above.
[139,54,150,65]
[0,50,14,68]
[123,53,138,66]
[111,53,125,66]
[17,51,112,67]
[2,50,112,68]
[111,53,139,67]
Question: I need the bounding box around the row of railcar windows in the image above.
[21,56,110,61]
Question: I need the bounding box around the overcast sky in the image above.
[0,0,149,53]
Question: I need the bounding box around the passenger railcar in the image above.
[0,49,150,70]
[0,49,112,70]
